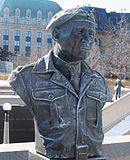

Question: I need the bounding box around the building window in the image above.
[15,30,20,36]
[26,9,31,18]
[14,41,20,53]
[15,8,20,17]
[3,35,9,40]
[37,32,42,38]
[3,40,9,45]
[48,11,53,20]
[25,47,31,56]
[37,10,42,19]
[3,40,9,50]
[25,31,31,56]
[37,32,42,48]
[37,21,42,26]
[26,31,31,37]
[25,41,31,47]
[3,18,8,23]
[14,41,20,46]
[3,30,9,36]
[14,19,19,24]
[3,7,9,17]
[3,30,9,40]
[3,30,9,50]
[47,34,52,49]
[14,30,20,53]
[26,20,31,25]
[37,42,42,48]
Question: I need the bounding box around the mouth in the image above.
[80,42,90,51]
[80,46,90,52]
[80,47,90,51]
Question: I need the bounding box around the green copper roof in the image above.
[0,0,62,18]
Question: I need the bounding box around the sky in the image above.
[0,0,129,13]
[52,0,130,13]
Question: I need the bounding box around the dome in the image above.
[0,0,62,19]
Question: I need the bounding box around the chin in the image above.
[73,56,86,62]
[78,54,87,60]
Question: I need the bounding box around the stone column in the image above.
[31,28,37,56]
[9,28,14,53]
[20,28,26,56]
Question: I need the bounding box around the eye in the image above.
[72,28,86,36]
[80,29,83,33]
[78,29,84,35]
[88,30,94,37]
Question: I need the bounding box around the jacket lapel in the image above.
[79,62,94,96]
[32,51,78,98]
[32,51,105,100]
[51,72,78,98]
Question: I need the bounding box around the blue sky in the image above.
[0,0,129,13]
[0,0,4,9]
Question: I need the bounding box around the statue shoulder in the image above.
[17,62,35,73]
[94,70,109,96]
[8,62,35,82]
[94,70,106,81]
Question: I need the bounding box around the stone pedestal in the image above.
[0,150,49,160]
[1,136,130,160]
[0,143,49,160]
[0,60,13,73]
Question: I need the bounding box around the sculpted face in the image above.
[53,20,95,62]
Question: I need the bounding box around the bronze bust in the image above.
[9,7,108,160]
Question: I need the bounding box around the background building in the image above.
[86,7,130,79]
[0,0,61,59]
[0,0,130,78]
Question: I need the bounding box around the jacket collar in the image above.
[32,50,56,73]
[32,50,101,98]
[32,50,97,76]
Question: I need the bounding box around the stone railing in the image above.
[103,92,130,132]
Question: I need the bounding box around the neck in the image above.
[52,52,81,80]
[52,53,71,80]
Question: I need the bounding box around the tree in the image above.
[102,13,130,79]
[0,47,13,61]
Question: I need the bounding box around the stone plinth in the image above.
[0,136,130,160]
[0,143,49,160]
[0,151,49,160]
[103,135,130,160]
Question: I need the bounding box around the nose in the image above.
[84,32,94,44]
[81,32,89,40]
[81,33,92,44]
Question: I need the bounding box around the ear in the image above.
[52,29,60,41]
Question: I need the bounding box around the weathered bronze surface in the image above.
[9,7,108,160]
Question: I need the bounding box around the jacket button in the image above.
[48,94,55,100]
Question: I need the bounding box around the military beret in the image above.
[46,7,95,30]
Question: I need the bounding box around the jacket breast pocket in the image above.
[85,90,106,128]
[32,86,67,129]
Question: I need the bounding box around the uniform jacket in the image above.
[9,51,108,159]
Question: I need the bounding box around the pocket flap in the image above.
[32,88,66,101]
[87,90,107,102]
